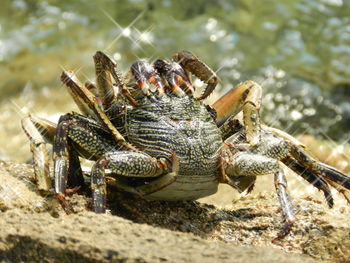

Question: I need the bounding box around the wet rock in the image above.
[0,209,319,263]
[0,161,349,263]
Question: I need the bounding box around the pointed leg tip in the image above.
[272,220,294,243]
[55,193,74,215]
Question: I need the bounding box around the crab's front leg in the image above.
[91,152,179,213]
[61,70,137,151]
[93,51,138,108]
[172,50,217,100]
[220,149,296,239]
[273,169,295,240]
[214,80,262,145]
[52,112,178,213]
[53,115,93,213]
[21,116,54,191]
[280,137,350,203]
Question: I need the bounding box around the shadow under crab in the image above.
[21,50,350,239]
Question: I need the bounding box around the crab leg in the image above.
[273,169,295,240]
[288,143,350,203]
[282,156,334,208]
[21,116,52,191]
[52,112,122,213]
[23,115,57,143]
[222,148,297,239]
[91,152,179,213]
[213,80,262,145]
[263,127,350,204]
[221,146,281,193]
[218,157,256,193]
[93,51,138,107]
[61,70,137,151]
[93,51,115,111]
[53,115,87,213]
[172,50,217,100]
[65,79,96,117]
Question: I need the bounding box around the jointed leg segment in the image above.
[61,70,137,151]
[287,143,350,203]
[274,169,295,240]
[91,152,179,213]
[172,51,218,101]
[214,80,262,145]
[282,156,334,208]
[221,124,350,239]
[21,116,52,191]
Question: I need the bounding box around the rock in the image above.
[0,161,349,263]
[0,161,48,212]
[0,209,317,263]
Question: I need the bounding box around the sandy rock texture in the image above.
[0,161,349,263]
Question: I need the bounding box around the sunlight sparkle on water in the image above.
[291,110,303,121]
[113,52,121,61]
[139,31,154,44]
[210,34,217,42]
[206,18,217,31]
[122,28,131,37]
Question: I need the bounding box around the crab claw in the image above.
[131,61,165,96]
[172,51,218,101]
[154,59,194,97]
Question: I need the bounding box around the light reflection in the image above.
[291,110,303,120]
[58,21,66,30]
[303,108,316,116]
[206,18,217,31]
[232,70,240,79]
[139,31,154,44]
[122,28,131,37]
[322,0,343,6]
[193,78,204,87]
[113,52,121,61]
[210,34,217,42]
[275,69,286,79]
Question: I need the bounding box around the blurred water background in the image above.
[0,0,349,176]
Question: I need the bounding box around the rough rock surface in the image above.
[0,161,349,263]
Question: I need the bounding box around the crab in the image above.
[22,50,350,239]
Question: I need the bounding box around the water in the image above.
[0,0,349,163]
